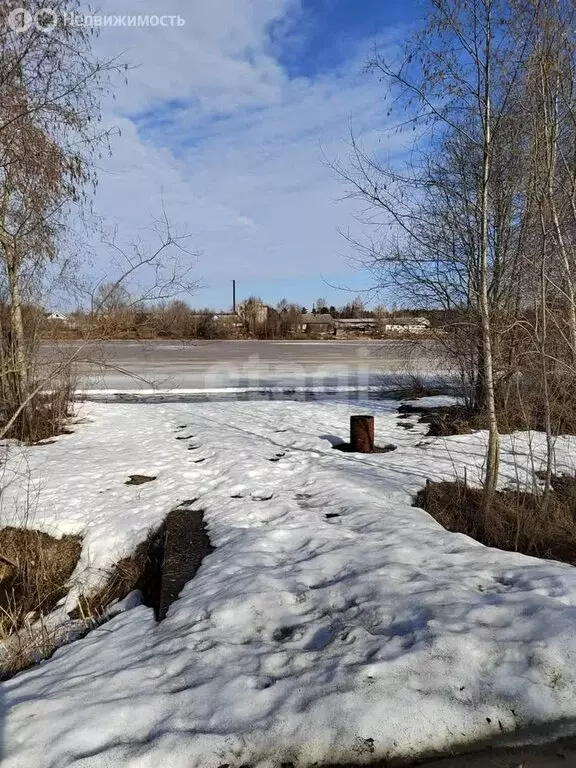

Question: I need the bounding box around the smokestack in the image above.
[232,279,236,314]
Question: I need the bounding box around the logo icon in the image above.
[7,8,33,32]
[35,7,58,31]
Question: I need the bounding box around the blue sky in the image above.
[89,0,419,311]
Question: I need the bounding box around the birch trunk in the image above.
[479,4,500,510]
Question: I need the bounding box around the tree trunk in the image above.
[474,338,486,410]
[5,245,30,435]
[479,7,500,512]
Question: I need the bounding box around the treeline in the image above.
[340,0,576,510]
[44,294,442,340]
[50,301,232,340]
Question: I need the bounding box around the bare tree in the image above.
[336,0,544,507]
[0,1,121,437]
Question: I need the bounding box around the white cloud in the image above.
[94,0,295,115]
[86,1,403,306]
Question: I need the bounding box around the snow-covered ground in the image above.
[2,397,576,767]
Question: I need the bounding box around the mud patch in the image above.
[125,474,156,486]
[78,504,214,623]
[156,506,214,620]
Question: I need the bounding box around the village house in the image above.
[46,311,70,324]
[299,313,337,335]
[335,318,378,335]
[384,316,431,333]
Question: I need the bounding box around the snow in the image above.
[2,398,576,767]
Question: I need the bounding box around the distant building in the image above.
[336,318,378,333]
[46,311,69,323]
[189,312,243,332]
[237,302,270,325]
[299,313,337,334]
[213,312,243,329]
[384,316,431,333]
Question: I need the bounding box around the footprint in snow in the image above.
[176,498,199,508]
[250,491,274,501]
[272,625,296,642]
[305,625,336,651]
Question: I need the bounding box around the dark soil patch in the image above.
[78,505,214,623]
[334,443,397,454]
[125,474,156,486]
[415,476,576,564]
[157,506,214,620]
[0,527,82,632]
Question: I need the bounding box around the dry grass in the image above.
[0,521,166,681]
[0,371,76,443]
[74,528,161,620]
[0,526,82,679]
[416,477,576,564]
[0,527,82,631]
[0,614,89,681]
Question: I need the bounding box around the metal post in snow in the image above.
[350,415,374,453]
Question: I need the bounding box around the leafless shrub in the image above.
[385,371,455,400]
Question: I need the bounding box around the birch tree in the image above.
[339,0,540,507]
[0,1,118,436]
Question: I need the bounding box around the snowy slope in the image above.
[2,399,576,767]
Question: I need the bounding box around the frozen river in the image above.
[41,339,447,395]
